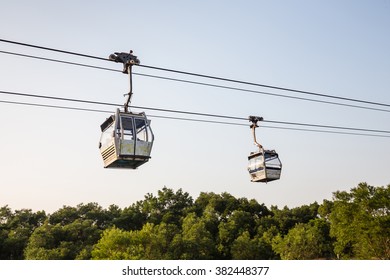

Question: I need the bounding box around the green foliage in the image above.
[172,213,216,259]
[25,219,101,259]
[92,223,179,260]
[0,206,46,259]
[49,202,116,229]
[329,183,390,259]
[91,227,136,260]
[2,183,389,260]
[231,231,272,259]
[270,202,319,234]
[132,187,193,226]
[218,210,256,258]
[272,219,334,259]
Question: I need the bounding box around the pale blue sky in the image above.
[1,0,389,213]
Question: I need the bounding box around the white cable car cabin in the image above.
[247,116,282,183]
[99,109,154,169]
[248,149,282,183]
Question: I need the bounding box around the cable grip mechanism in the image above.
[109,50,140,73]
[249,115,264,150]
[109,51,140,112]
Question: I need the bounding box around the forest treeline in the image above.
[0,182,389,260]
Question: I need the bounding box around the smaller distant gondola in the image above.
[247,116,282,182]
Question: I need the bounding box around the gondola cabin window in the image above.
[120,116,134,140]
[248,153,264,172]
[264,152,281,169]
[100,121,114,149]
[134,118,148,141]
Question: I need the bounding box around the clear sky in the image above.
[0,0,389,213]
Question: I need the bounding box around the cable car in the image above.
[248,149,282,182]
[247,116,282,182]
[98,50,154,169]
[99,109,154,169]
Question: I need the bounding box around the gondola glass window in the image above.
[120,116,134,140]
[264,152,281,169]
[100,119,115,149]
[134,118,149,141]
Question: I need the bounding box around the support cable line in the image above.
[1,49,390,114]
[0,50,119,73]
[138,64,390,109]
[1,89,390,136]
[0,99,241,126]
[1,99,389,139]
[0,38,108,62]
[1,38,390,109]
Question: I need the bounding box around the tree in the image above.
[329,183,390,259]
[171,213,216,259]
[112,204,146,231]
[256,225,280,260]
[194,192,239,219]
[237,198,271,218]
[0,206,46,259]
[271,202,319,235]
[48,206,79,225]
[91,227,143,260]
[0,206,13,259]
[138,187,193,225]
[138,222,179,259]
[218,210,256,259]
[25,219,101,260]
[272,219,334,260]
[231,231,271,259]
[2,184,387,260]
[49,203,115,229]
[92,223,179,260]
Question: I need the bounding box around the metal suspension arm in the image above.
[249,116,264,150]
[124,65,133,112]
